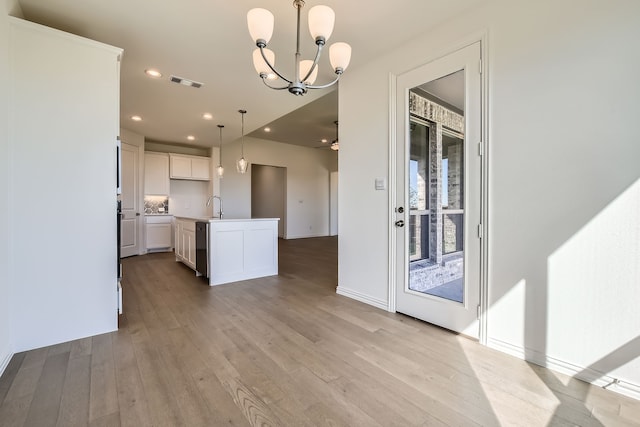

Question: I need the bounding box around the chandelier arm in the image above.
[259,46,293,84]
[306,72,342,89]
[261,78,290,90]
[300,43,324,83]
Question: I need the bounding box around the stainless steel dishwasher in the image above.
[195,221,208,278]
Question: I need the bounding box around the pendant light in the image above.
[216,124,224,178]
[330,120,339,151]
[236,109,248,174]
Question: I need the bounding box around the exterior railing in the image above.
[410,209,464,262]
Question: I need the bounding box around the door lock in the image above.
[396,206,404,213]
[395,220,405,227]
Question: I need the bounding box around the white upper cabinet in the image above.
[169,154,210,181]
[190,157,211,180]
[144,152,170,195]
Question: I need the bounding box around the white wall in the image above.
[329,171,338,236]
[169,179,210,218]
[9,18,122,352]
[0,0,22,375]
[339,0,640,397]
[222,136,337,239]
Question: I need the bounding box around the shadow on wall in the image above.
[490,176,640,422]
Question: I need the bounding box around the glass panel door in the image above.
[394,42,482,338]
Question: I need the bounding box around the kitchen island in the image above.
[174,216,279,286]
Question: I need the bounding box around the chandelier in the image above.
[247,1,352,96]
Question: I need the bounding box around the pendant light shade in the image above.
[329,42,352,72]
[299,60,318,85]
[236,109,248,174]
[216,124,224,178]
[247,8,274,44]
[236,157,248,174]
[252,48,276,79]
[308,5,335,41]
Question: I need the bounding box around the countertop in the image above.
[174,216,279,223]
[145,213,172,216]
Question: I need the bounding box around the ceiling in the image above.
[419,70,465,112]
[17,0,483,149]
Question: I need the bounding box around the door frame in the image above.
[387,33,490,345]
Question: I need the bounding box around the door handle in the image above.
[395,220,405,227]
[136,213,140,216]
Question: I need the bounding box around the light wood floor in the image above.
[1,236,639,426]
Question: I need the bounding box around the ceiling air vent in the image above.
[169,75,203,89]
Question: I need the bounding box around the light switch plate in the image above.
[375,178,386,190]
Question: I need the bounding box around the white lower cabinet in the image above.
[145,215,173,251]
[175,218,196,270]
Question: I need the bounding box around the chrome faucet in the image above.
[212,195,223,219]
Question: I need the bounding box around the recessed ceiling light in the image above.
[131,115,142,121]
[202,113,213,120]
[321,138,328,143]
[187,135,195,141]
[144,69,162,78]
[264,127,271,132]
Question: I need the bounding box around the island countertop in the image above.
[173,216,279,223]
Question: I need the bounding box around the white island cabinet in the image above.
[174,217,196,269]
[174,217,279,285]
[208,218,279,286]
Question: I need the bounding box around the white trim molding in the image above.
[387,72,398,313]
[0,351,13,378]
[336,286,389,311]
[488,338,640,401]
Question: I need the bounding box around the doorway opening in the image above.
[251,164,286,238]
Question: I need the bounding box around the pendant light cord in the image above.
[239,109,247,157]
[218,125,223,153]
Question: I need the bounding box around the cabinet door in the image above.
[175,221,184,258]
[170,155,192,179]
[146,223,172,249]
[186,229,196,268]
[191,157,211,180]
[144,153,169,195]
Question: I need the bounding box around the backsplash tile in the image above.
[144,196,169,214]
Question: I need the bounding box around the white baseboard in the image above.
[285,233,330,240]
[0,350,14,377]
[336,286,389,311]
[488,338,640,401]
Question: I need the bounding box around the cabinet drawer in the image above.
[145,215,172,224]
